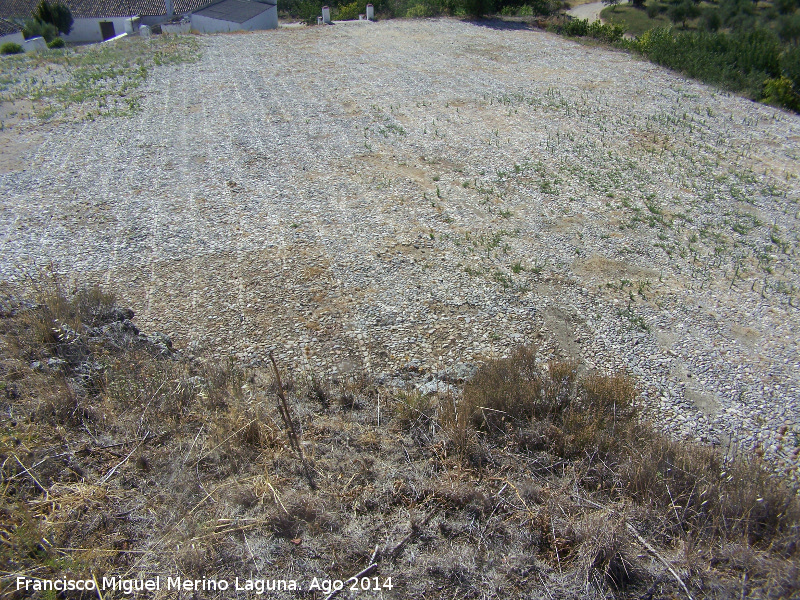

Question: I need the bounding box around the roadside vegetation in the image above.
[567,0,800,113]
[629,24,800,111]
[279,0,565,23]
[1,279,798,598]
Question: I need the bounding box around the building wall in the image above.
[190,13,242,33]
[23,36,48,51]
[162,19,191,33]
[63,17,135,43]
[254,5,277,30]
[0,31,25,46]
[141,15,171,26]
[191,5,276,33]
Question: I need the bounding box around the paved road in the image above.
[566,0,629,22]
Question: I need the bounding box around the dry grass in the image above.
[1,281,798,599]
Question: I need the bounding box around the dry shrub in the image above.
[439,392,481,462]
[237,418,263,447]
[176,542,216,575]
[71,285,118,327]
[462,346,543,432]
[463,348,585,437]
[455,347,799,571]
[574,510,640,591]
[434,484,491,517]
[619,431,800,551]
[206,357,247,406]
[580,371,637,421]
[303,371,371,412]
[4,271,799,600]
[267,493,338,538]
[464,346,637,459]
[19,276,116,354]
[0,503,48,569]
[104,350,185,427]
[550,371,639,458]
[391,391,438,432]
[308,373,331,409]
[544,359,580,411]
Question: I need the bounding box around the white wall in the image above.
[256,5,278,30]
[63,17,134,43]
[190,13,243,33]
[162,20,191,33]
[191,5,276,33]
[23,36,48,51]
[141,15,170,26]
[0,31,25,46]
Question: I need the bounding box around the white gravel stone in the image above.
[1,18,798,480]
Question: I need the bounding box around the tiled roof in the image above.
[0,0,213,19]
[0,17,24,34]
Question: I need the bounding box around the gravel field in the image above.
[1,18,799,482]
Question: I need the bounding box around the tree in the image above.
[34,0,73,35]
[461,0,494,18]
[668,0,699,27]
[22,17,59,42]
[702,7,721,31]
[603,0,621,11]
[51,3,73,35]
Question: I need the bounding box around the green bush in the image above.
[496,0,559,16]
[780,42,800,87]
[633,25,672,53]
[22,18,59,42]
[626,26,800,111]
[529,0,558,15]
[295,0,324,23]
[763,76,800,111]
[703,7,721,31]
[588,19,624,41]
[779,12,800,43]
[667,0,699,26]
[776,0,799,13]
[336,0,361,18]
[633,27,781,93]
[0,42,24,55]
[559,17,622,41]
[563,17,589,35]
[462,0,493,18]
[46,36,64,48]
[406,2,436,16]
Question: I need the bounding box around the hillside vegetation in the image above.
[557,0,800,112]
[1,281,798,599]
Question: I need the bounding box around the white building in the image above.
[0,17,25,46]
[0,0,276,43]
